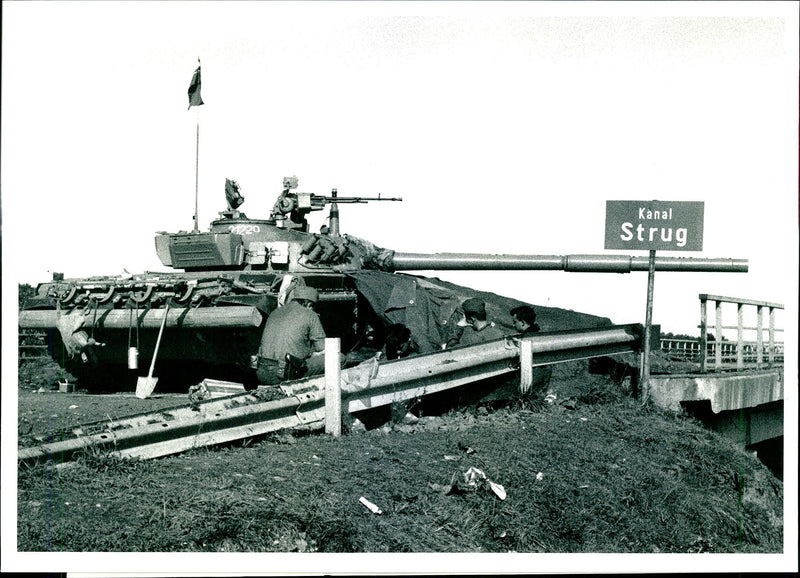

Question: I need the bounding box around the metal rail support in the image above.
[325,338,342,437]
[519,339,533,394]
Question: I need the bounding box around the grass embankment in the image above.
[17,387,782,553]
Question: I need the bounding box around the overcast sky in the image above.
[2,1,798,573]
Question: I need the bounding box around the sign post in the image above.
[642,249,656,400]
[605,200,705,401]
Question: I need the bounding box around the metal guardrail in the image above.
[19,323,644,467]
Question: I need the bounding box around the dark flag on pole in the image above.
[188,63,204,109]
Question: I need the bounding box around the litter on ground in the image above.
[359,496,383,515]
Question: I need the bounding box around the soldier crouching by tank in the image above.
[455,298,506,347]
[254,285,328,387]
[383,323,420,360]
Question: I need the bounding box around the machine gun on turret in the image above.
[270,175,402,233]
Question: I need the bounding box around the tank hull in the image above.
[20,270,363,391]
[20,268,616,391]
[45,325,264,391]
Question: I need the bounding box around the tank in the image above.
[19,176,748,390]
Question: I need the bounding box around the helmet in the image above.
[292,285,319,304]
[461,297,486,317]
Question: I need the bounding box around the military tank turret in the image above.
[19,176,747,390]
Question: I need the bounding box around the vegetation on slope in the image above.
[17,382,782,554]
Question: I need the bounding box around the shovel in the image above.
[136,299,170,399]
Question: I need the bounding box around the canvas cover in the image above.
[347,270,613,354]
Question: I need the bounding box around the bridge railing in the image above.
[697,294,784,372]
[660,338,702,362]
[660,337,784,367]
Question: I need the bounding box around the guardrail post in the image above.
[324,338,342,437]
[519,339,533,394]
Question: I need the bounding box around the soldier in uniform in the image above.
[383,323,420,360]
[456,298,506,347]
[510,304,551,399]
[255,285,327,385]
[510,305,541,334]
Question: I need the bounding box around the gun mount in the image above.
[269,175,402,233]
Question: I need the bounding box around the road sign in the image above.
[604,200,704,251]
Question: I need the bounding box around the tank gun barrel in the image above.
[386,253,748,273]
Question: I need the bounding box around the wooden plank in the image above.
[737,303,744,370]
[756,305,764,368]
[699,294,783,309]
[769,308,776,366]
[715,302,723,370]
[700,297,708,372]
[697,325,784,332]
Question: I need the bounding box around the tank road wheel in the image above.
[131,285,154,305]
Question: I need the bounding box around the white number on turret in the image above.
[228,224,261,235]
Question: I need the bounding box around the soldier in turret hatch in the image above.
[255,285,327,385]
[455,298,506,347]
